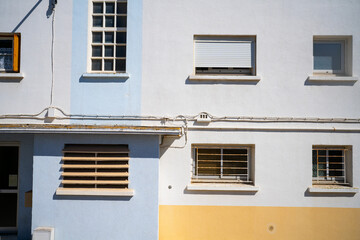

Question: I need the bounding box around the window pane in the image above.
[93,16,103,27]
[312,150,317,177]
[117,2,127,14]
[116,32,126,43]
[92,59,102,71]
[105,32,114,43]
[105,16,115,27]
[0,56,12,70]
[115,59,126,71]
[116,46,126,57]
[93,2,103,13]
[116,16,127,28]
[105,46,114,57]
[314,42,342,71]
[0,40,13,50]
[106,2,115,13]
[92,46,102,57]
[92,32,102,43]
[104,59,113,71]
[0,40,13,70]
[223,168,246,176]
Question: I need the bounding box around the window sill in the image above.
[0,72,24,80]
[186,183,259,192]
[188,74,261,82]
[308,185,358,194]
[56,188,134,196]
[307,75,358,83]
[82,73,130,79]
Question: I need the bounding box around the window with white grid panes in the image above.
[192,145,253,184]
[90,0,127,72]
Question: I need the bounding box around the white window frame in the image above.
[312,145,352,186]
[313,40,345,75]
[193,35,256,76]
[191,144,254,184]
[87,0,127,73]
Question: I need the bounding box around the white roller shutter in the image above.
[195,40,252,68]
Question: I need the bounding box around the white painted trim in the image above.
[86,0,92,73]
[0,73,24,79]
[82,72,130,78]
[187,126,360,132]
[186,183,259,192]
[56,188,134,196]
[0,125,181,136]
[307,75,358,82]
[188,74,261,81]
[308,186,358,194]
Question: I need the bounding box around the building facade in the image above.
[0,0,359,239]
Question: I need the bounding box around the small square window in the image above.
[312,146,352,186]
[313,36,352,76]
[0,33,20,73]
[194,36,256,75]
[192,145,254,184]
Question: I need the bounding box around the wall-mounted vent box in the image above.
[33,227,54,240]
[196,113,212,123]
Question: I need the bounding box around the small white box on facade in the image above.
[196,113,212,123]
[33,227,54,240]
[46,107,56,119]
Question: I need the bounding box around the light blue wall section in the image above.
[0,134,33,240]
[70,0,143,124]
[32,134,159,240]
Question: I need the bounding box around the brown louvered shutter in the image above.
[61,144,129,189]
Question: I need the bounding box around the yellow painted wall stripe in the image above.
[159,205,360,240]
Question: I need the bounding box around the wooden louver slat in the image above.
[62,180,129,185]
[62,164,129,169]
[62,156,129,161]
[61,144,130,190]
[62,172,128,177]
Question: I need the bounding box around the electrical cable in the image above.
[49,4,56,106]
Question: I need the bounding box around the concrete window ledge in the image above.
[307,186,359,194]
[186,183,259,192]
[307,75,358,83]
[0,72,24,80]
[82,73,130,79]
[188,74,261,82]
[56,188,134,197]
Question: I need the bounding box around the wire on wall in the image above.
[49,2,56,106]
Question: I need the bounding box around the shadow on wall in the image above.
[183,188,257,196]
[185,76,259,85]
[52,192,133,201]
[12,0,56,33]
[304,77,356,86]
[303,189,356,198]
[79,76,128,83]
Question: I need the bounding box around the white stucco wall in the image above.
[159,130,360,207]
[0,0,72,123]
[141,0,360,118]
[141,0,360,207]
